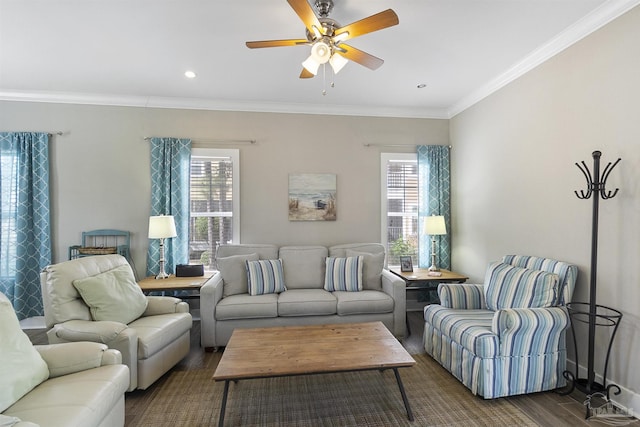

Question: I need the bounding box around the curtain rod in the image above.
[364,143,452,148]
[2,130,64,137]
[143,136,256,145]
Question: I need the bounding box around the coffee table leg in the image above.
[393,368,414,421]
[218,380,230,427]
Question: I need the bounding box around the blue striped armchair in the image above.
[423,255,578,398]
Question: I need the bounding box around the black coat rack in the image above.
[563,151,623,417]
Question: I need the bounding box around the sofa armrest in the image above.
[35,342,123,378]
[143,296,189,316]
[381,269,406,338]
[200,272,224,349]
[48,319,128,344]
[47,319,138,390]
[438,283,486,309]
[492,306,570,356]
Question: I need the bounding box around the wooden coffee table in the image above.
[212,322,416,426]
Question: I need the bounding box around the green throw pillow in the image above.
[73,265,148,324]
[0,292,50,412]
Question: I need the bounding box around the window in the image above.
[0,151,17,277]
[189,148,239,272]
[381,153,418,267]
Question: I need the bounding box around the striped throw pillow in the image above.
[484,262,558,311]
[324,256,363,292]
[246,259,286,296]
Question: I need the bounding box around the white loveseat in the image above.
[1,292,129,427]
[200,243,406,349]
[40,254,193,391]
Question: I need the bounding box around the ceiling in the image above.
[1,0,637,119]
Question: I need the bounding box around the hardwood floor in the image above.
[25,313,638,426]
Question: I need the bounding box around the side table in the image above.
[390,268,468,336]
[137,274,211,295]
[137,275,212,322]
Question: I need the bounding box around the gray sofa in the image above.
[200,243,406,349]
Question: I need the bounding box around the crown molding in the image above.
[0,90,449,120]
[448,0,640,118]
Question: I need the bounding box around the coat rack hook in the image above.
[574,160,593,199]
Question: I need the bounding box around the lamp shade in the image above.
[329,52,348,74]
[148,215,177,239]
[302,55,320,75]
[424,215,447,236]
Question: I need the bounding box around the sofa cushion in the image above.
[216,244,278,260]
[324,256,363,292]
[329,243,385,258]
[218,253,259,297]
[72,265,148,324]
[278,246,328,289]
[346,249,384,290]
[502,255,578,305]
[334,290,394,315]
[277,289,337,317]
[424,305,498,358]
[246,259,286,296]
[216,293,278,320]
[2,364,129,427]
[0,293,50,413]
[129,313,192,359]
[484,262,559,311]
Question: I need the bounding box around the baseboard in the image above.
[566,358,639,418]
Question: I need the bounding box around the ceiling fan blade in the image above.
[299,68,315,79]
[246,39,309,49]
[339,44,384,70]
[334,9,399,41]
[287,0,323,34]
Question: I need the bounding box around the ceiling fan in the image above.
[246,0,399,79]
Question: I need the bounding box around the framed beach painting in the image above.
[288,174,336,221]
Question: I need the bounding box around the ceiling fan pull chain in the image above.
[322,63,327,96]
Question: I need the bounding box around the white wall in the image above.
[0,102,448,278]
[451,5,640,412]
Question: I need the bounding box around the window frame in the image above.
[380,152,418,268]
[190,147,240,256]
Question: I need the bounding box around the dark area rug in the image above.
[132,352,536,427]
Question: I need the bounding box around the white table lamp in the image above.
[424,215,447,271]
[149,215,177,279]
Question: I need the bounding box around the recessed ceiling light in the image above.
[184,70,197,79]
[417,83,427,89]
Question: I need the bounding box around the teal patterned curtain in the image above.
[417,145,451,270]
[0,132,51,320]
[146,137,191,277]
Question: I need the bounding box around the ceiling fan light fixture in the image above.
[329,52,348,74]
[310,41,331,64]
[302,55,320,75]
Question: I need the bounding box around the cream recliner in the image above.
[41,254,192,391]
[1,291,130,427]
